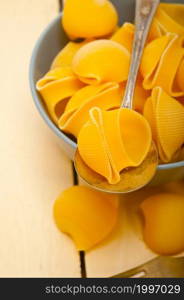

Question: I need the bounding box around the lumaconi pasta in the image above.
[141,33,184,97]
[144,87,184,163]
[53,185,119,251]
[176,58,184,92]
[78,107,151,184]
[59,82,122,137]
[110,3,184,50]
[36,2,184,177]
[110,22,134,52]
[72,40,130,85]
[36,66,84,123]
[62,0,118,39]
[155,3,184,36]
[111,21,161,49]
[141,193,184,255]
[50,40,91,69]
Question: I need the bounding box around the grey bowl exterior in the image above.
[29,0,184,186]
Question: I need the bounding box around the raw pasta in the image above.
[78,107,151,184]
[144,87,184,162]
[36,2,184,179]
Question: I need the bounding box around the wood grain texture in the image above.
[0,0,80,277]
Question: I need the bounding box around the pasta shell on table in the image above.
[59,82,122,138]
[78,107,151,185]
[62,0,118,39]
[141,193,184,256]
[72,39,130,85]
[140,33,184,97]
[53,186,119,251]
[36,66,84,123]
[50,40,91,69]
[144,87,184,163]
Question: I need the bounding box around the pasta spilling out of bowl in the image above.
[36,0,184,185]
[53,185,119,251]
[53,182,184,255]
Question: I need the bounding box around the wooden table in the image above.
[0,0,183,278]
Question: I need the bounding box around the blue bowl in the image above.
[29,0,184,186]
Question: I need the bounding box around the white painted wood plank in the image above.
[0,0,80,277]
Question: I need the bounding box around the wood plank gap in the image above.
[59,0,63,11]
[58,0,87,278]
[72,163,87,277]
[72,163,79,185]
[79,251,87,278]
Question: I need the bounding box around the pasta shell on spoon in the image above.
[78,107,151,185]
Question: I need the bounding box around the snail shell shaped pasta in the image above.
[59,82,122,138]
[111,23,135,52]
[72,40,130,85]
[111,21,161,51]
[156,3,184,36]
[141,33,184,97]
[62,0,118,39]
[78,107,152,185]
[36,66,84,123]
[144,87,184,163]
[53,186,119,251]
[51,40,91,69]
[110,3,184,52]
[176,59,184,93]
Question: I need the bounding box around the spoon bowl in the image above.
[75,142,158,193]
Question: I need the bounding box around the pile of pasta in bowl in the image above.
[36,0,184,185]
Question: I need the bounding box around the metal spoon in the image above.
[74,0,159,193]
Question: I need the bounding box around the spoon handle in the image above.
[122,0,160,109]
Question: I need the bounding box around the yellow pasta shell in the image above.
[53,185,119,251]
[51,40,90,69]
[72,39,130,84]
[62,0,118,39]
[59,82,122,138]
[144,87,184,162]
[36,66,84,123]
[141,33,184,97]
[78,107,151,184]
